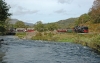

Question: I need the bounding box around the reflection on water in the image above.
[0,36,100,63]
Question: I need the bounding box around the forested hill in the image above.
[55,18,78,28]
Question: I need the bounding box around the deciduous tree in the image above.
[14,21,26,28]
[34,21,44,32]
[89,0,100,23]
[76,14,90,25]
[46,23,59,31]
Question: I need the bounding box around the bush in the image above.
[16,32,26,38]
[31,32,58,41]
[90,34,100,51]
[0,26,6,35]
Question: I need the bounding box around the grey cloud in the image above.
[15,10,39,15]
[58,0,73,4]
[17,6,27,10]
[12,6,39,15]
[55,9,67,14]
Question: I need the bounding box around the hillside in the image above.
[8,19,33,26]
[55,18,78,28]
[9,19,18,24]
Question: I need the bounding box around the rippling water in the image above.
[0,36,100,63]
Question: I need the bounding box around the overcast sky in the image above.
[5,0,94,24]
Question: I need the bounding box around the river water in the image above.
[0,36,100,63]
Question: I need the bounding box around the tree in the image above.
[0,0,11,34]
[46,23,59,31]
[14,21,26,28]
[0,0,11,23]
[76,14,90,25]
[34,21,44,32]
[89,0,100,23]
[4,18,11,29]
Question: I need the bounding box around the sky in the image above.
[5,0,94,24]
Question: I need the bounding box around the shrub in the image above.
[16,32,26,38]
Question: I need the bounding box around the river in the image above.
[0,36,100,63]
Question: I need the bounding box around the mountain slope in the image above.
[55,18,78,28]
[8,19,33,26]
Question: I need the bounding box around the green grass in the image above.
[31,32,58,41]
[16,32,26,39]
[55,33,76,42]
